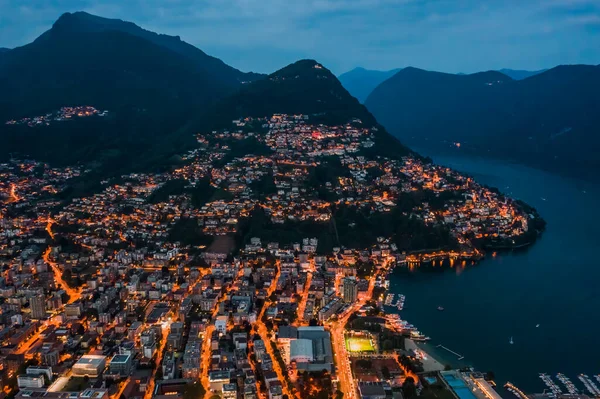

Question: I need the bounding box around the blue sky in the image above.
[1,0,599,74]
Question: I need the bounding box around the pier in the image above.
[436,344,465,360]
[504,382,528,399]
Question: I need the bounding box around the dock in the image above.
[436,344,465,360]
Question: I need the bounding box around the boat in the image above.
[410,330,431,341]
[384,294,394,306]
[437,306,444,311]
[536,324,540,328]
[509,336,514,345]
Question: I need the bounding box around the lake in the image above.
[388,148,600,392]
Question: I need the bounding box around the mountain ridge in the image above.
[196,59,380,130]
[0,13,412,188]
[498,68,548,80]
[39,11,263,84]
[365,64,600,178]
[338,67,402,103]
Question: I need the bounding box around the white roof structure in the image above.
[290,339,313,362]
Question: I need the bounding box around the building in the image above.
[109,354,132,376]
[295,327,334,372]
[25,366,53,381]
[269,384,283,399]
[182,340,202,379]
[289,339,313,363]
[342,277,358,303]
[318,297,343,322]
[30,294,46,319]
[222,383,237,399]
[358,382,388,399]
[65,303,83,318]
[209,370,230,392]
[215,315,227,335]
[17,374,45,389]
[72,355,107,377]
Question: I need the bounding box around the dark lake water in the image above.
[389,148,600,392]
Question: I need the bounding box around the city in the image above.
[0,113,563,399]
[1,4,599,399]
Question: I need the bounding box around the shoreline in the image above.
[404,338,446,373]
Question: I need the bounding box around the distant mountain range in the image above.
[364,66,600,177]
[339,67,547,102]
[497,68,547,80]
[2,11,597,180]
[0,11,263,120]
[0,12,411,188]
[338,67,402,103]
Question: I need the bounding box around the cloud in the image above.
[0,0,598,73]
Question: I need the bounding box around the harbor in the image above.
[534,373,600,398]
[384,292,406,310]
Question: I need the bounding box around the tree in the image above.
[402,376,417,399]
[183,382,205,399]
[381,365,391,380]
[382,339,394,351]
[356,359,372,369]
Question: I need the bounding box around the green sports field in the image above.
[345,336,376,352]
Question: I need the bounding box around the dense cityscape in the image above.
[0,110,574,399]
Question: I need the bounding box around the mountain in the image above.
[0,11,270,188]
[338,67,402,103]
[365,65,600,177]
[0,12,262,120]
[189,59,412,162]
[42,12,262,84]
[203,60,377,127]
[0,48,8,62]
[339,67,546,103]
[498,68,547,80]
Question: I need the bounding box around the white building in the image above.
[17,375,45,389]
[215,315,227,335]
[72,355,106,377]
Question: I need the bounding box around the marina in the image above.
[556,373,579,395]
[535,373,600,398]
[578,374,600,397]
[539,373,563,397]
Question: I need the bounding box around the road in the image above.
[45,217,56,240]
[295,260,314,324]
[8,183,21,203]
[199,323,216,392]
[42,247,81,303]
[111,377,131,399]
[143,321,171,399]
[327,258,389,398]
[254,261,300,399]
[199,267,242,394]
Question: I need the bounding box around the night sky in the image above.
[1,0,599,74]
